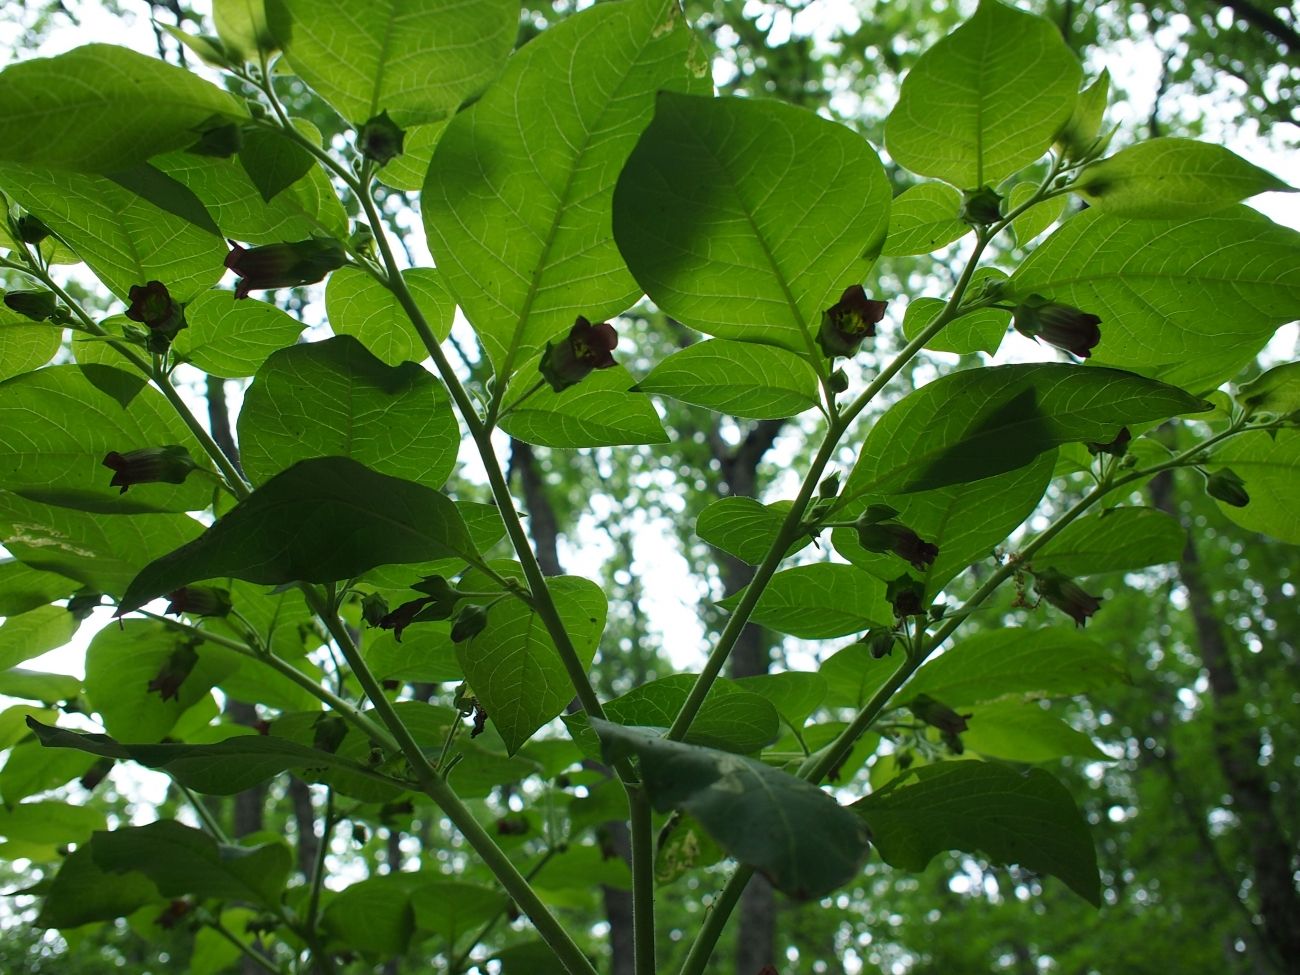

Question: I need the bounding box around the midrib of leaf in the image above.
[366,3,401,121]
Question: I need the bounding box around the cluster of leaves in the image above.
[0,0,1296,973]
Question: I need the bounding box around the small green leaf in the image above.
[1238,361,1300,416]
[0,605,79,671]
[498,364,668,448]
[853,761,1100,906]
[213,0,277,61]
[0,559,77,617]
[0,315,61,380]
[0,669,81,704]
[721,563,893,639]
[882,183,968,256]
[172,290,306,378]
[884,1,1081,188]
[93,820,291,907]
[1208,429,1300,543]
[1032,507,1185,576]
[733,671,827,729]
[325,266,454,366]
[901,271,1010,356]
[615,92,890,356]
[1056,69,1109,159]
[363,625,462,684]
[119,457,478,613]
[592,720,872,899]
[1008,182,1067,246]
[695,497,808,567]
[410,882,508,945]
[1076,138,1293,217]
[962,703,1108,762]
[818,641,897,709]
[1,740,95,804]
[0,800,104,849]
[904,627,1128,708]
[238,335,460,487]
[637,340,821,418]
[0,44,245,172]
[237,128,315,203]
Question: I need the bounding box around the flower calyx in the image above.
[539,316,619,393]
[886,573,927,618]
[16,213,50,244]
[102,445,199,494]
[224,237,347,299]
[451,604,490,643]
[3,289,62,323]
[125,280,187,353]
[1012,293,1102,359]
[358,111,406,166]
[855,504,939,570]
[857,627,897,659]
[1086,426,1131,457]
[816,285,887,359]
[1204,467,1250,508]
[1031,567,1102,627]
[960,185,1004,226]
[375,577,462,643]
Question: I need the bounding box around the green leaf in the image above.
[498,365,668,448]
[592,720,872,899]
[425,0,706,380]
[901,269,1010,356]
[1009,182,1067,246]
[637,340,821,419]
[0,604,79,671]
[375,120,448,192]
[0,669,81,704]
[853,761,1100,905]
[274,0,516,126]
[213,0,276,61]
[238,128,314,203]
[103,162,222,237]
[0,315,60,379]
[458,576,606,753]
[0,801,104,850]
[120,457,477,613]
[1011,206,1300,391]
[834,453,1055,597]
[0,558,76,617]
[321,874,418,956]
[1032,507,1185,576]
[411,882,510,943]
[818,640,897,709]
[37,846,160,928]
[695,498,809,567]
[0,364,212,514]
[1209,429,1300,543]
[720,563,893,639]
[615,91,890,356]
[882,182,968,256]
[1238,361,1300,416]
[1076,138,1293,217]
[843,363,1209,498]
[363,625,462,683]
[1,740,94,803]
[93,820,291,907]
[0,164,228,302]
[884,0,1080,187]
[962,703,1108,762]
[172,290,306,378]
[733,671,827,729]
[1056,69,1110,159]
[0,44,245,172]
[0,705,56,750]
[905,627,1129,708]
[0,493,202,597]
[325,266,454,366]
[238,336,459,488]
[83,621,238,741]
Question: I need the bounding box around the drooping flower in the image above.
[125,280,187,351]
[146,642,199,701]
[165,586,232,618]
[102,445,199,494]
[1086,426,1131,457]
[908,693,973,754]
[886,573,927,618]
[855,504,939,570]
[539,316,619,392]
[816,285,887,358]
[224,238,347,299]
[1032,567,1103,627]
[359,111,406,166]
[1013,293,1102,359]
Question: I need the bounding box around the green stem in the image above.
[208,918,285,975]
[630,786,656,975]
[305,791,335,932]
[447,847,561,974]
[675,865,754,975]
[179,782,229,841]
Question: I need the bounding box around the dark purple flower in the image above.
[1033,568,1102,627]
[165,586,232,618]
[102,445,198,494]
[816,285,888,358]
[908,693,972,737]
[856,505,939,570]
[147,642,199,702]
[125,280,187,352]
[224,237,346,299]
[886,573,927,618]
[539,316,619,392]
[1013,294,1102,359]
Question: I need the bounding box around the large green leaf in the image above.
[0,365,211,514]
[238,336,459,487]
[0,669,81,705]
[882,182,968,256]
[0,605,79,672]
[274,0,517,126]
[0,44,245,172]
[424,0,706,379]
[904,627,1129,708]
[0,164,228,302]
[694,497,809,567]
[411,882,508,944]
[884,0,1080,188]
[0,312,60,380]
[497,364,668,448]
[818,640,898,709]
[119,457,477,613]
[1011,206,1300,391]
[0,558,77,617]
[1209,429,1300,543]
[1032,506,1186,576]
[842,364,1208,499]
[719,563,893,639]
[853,761,1100,905]
[1076,138,1293,217]
[733,671,827,729]
[458,576,606,753]
[325,267,454,366]
[615,92,889,357]
[593,720,872,899]
[834,453,1054,597]
[0,801,104,851]
[93,820,291,907]
[36,846,160,928]
[637,340,820,419]
[172,291,305,378]
[0,493,202,597]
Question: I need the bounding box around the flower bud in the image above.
[960,185,1003,225]
[1032,568,1102,628]
[360,591,390,627]
[358,111,406,166]
[224,237,347,299]
[165,586,232,618]
[16,213,50,244]
[855,505,939,570]
[3,289,59,322]
[908,693,972,737]
[816,285,887,358]
[102,445,199,494]
[451,604,490,643]
[858,627,897,659]
[539,316,618,392]
[1205,468,1250,508]
[1086,426,1131,457]
[1012,293,1102,359]
[829,368,849,393]
[818,472,840,499]
[886,574,927,618]
[125,280,187,352]
[147,642,199,701]
[187,117,243,158]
